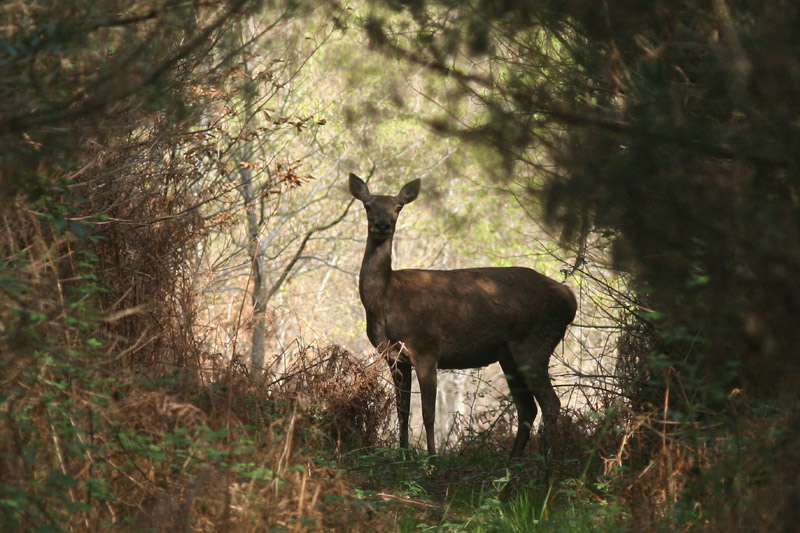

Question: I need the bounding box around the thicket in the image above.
[364,0,800,528]
[0,1,394,530]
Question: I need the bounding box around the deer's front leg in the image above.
[388,357,412,449]
[415,361,438,455]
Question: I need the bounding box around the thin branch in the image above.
[264,196,358,303]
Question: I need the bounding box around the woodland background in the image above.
[2,1,799,530]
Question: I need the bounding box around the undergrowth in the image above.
[0,168,397,530]
[336,443,627,532]
[1,176,792,532]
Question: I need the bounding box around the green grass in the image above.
[341,447,626,531]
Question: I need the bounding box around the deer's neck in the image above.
[359,235,393,312]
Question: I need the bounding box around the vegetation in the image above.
[1,0,798,530]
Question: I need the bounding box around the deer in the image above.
[349,173,577,457]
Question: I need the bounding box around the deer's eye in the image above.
[364,205,372,212]
[395,206,402,213]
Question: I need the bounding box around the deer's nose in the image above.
[373,220,392,234]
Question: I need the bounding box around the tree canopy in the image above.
[365,0,800,396]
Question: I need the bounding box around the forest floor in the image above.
[334,446,622,532]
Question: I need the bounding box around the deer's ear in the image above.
[349,173,372,202]
[397,179,420,205]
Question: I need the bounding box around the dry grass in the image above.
[0,126,396,532]
[98,366,392,531]
[270,344,394,454]
[1,328,396,531]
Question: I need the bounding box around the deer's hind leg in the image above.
[508,332,562,454]
[500,357,538,457]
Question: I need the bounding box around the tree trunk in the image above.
[238,150,268,378]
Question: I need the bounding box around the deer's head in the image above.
[349,173,420,240]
